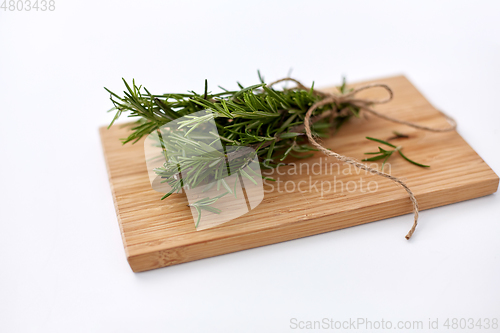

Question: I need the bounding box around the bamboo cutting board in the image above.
[100,75,499,272]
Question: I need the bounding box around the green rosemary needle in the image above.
[362,136,430,172]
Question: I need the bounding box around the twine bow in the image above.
[267,78,457,239]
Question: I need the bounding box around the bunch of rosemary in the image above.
[105,74,358,202]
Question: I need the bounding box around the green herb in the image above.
[387,130,410,140]
[105,73,359,226]
[362,136,430,172]
[188,192,227,228]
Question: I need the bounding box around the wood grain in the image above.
[99,75,499,272]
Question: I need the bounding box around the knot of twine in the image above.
[267,78,457,239]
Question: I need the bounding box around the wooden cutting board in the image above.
[99,75,499,272]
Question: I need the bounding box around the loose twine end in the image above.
[267,78,457,240]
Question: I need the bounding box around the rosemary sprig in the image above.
[362,136,430,172]
[106,75,358,180]
[105,73,360,226]
[387,130,409,140]
[106,74,355,149]
[189,192,228,228]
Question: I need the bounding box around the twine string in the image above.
[267,78,457,239]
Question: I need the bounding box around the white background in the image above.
[1,1,499,332]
